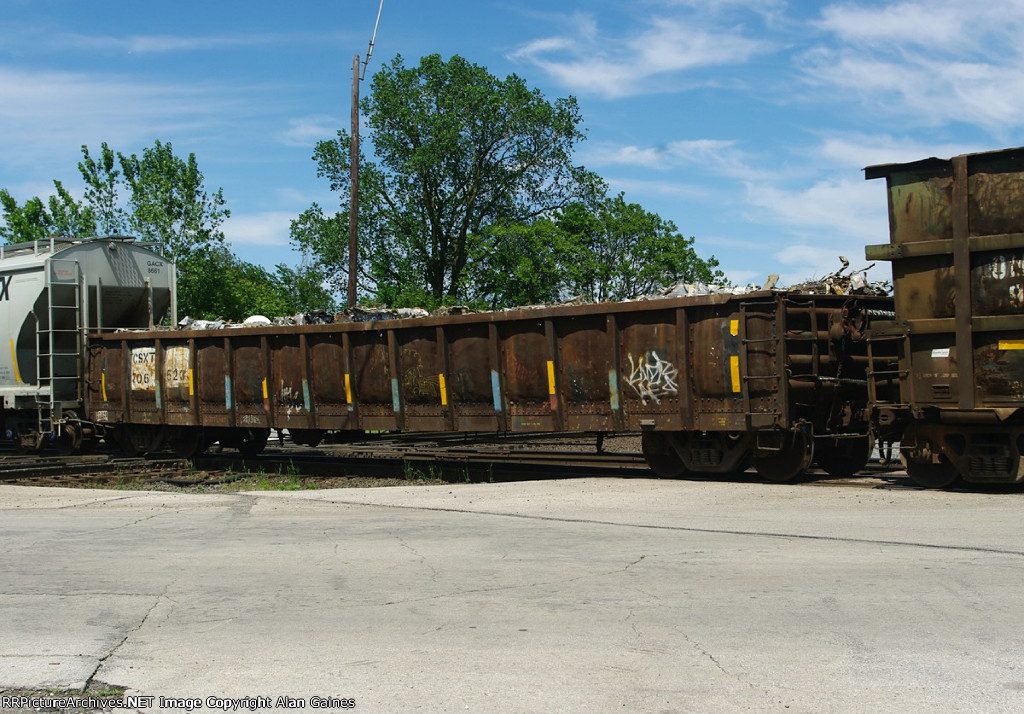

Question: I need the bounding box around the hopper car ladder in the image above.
[35,258,82,439]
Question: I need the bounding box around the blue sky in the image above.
[2,0,1022,290]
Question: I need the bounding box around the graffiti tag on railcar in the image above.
[401,348,440,400]
[624,350,679,405]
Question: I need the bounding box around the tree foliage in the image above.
[294,53,604,308]
[2,141,230,261]
[78,143,127,235]
[0,141,296,321]
[174,246,332,321]
[295,54,724,309]
[0,181,97,243]
[465,195,724,309]
[117,141,228,261]
[558,194,724,302]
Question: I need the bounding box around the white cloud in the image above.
[801,51,1024,131]
[745,176,884,240]
[223,211,295,248]
[815,134,984,170]
[816,3,965,46]
[1,29,348,55]
[62,33,284,54]
[0,66,244,172]
[588,139,776,181]
[588,144,670,169]
[605,177,711,200]
[510,13,767,98]
[280,116,340,148]
[774,243,873,285]
[805,1,1024,132]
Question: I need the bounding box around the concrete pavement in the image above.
[2,478,1024,713]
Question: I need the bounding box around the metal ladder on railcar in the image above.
[35,258,82,439]
[737,297,785,429]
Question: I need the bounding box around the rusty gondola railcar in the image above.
[86,290,894,482]
[865,147,1024,487]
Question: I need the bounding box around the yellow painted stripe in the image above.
[261,378,268,400]
[101,372,108,402]
[188,368,194,396]
[730,319,739,337]
[547,360,557,395]
[999,340,1024,350]
[730,355,741,393]
[9,339,20,383]
[344,373,353,404]
[438,374,448,406]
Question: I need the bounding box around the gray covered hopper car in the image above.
[0,237,174,450]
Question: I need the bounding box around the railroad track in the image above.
[0,453,188,484]
[192,445,650,482]
[0,437,914,490]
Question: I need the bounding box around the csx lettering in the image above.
[0,275,10,301]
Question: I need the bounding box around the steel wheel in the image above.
[641,432,687,478]
[288,429,324,448]
[236,428,270,458]
[905,459,960,489]
[755,427,814,483]
[815,434,874,478]
[900,424,961,489]
[53,411,84,456]
[166,427,206,459]
[117,424,160,457]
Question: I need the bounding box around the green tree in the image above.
[294,53,604,308]
[464,196,724,308]
[2,141,243,319]
[78,142,127,235]
[0,182,96,243]
[176,246,306,322]
[559,195,724,302]
[289,204,350,298]
[273,262,338,315]
[464,219,572,309]
[118,140,229,262]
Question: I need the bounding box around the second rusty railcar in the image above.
[866,147,1024,487]
[86,290,893,481]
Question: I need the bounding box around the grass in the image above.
[403,459,455,483]
[224,462,318,491]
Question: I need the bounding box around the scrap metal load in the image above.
[865,146,1024,487]
[86,289,895,483]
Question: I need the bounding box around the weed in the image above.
[402,460,442,483]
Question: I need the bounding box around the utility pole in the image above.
[348,0,385,310]
[348,53,359,309]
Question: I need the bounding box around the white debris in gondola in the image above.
[135,257,889,335]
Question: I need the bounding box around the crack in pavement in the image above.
[678,630,731,677]
[84,582,173,690]
[53,496,140,510]
[0,591,164,597]
[374,552,649,607]
[308,498,1024,557]
[397,537,440,581]
[80,510,187,535]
